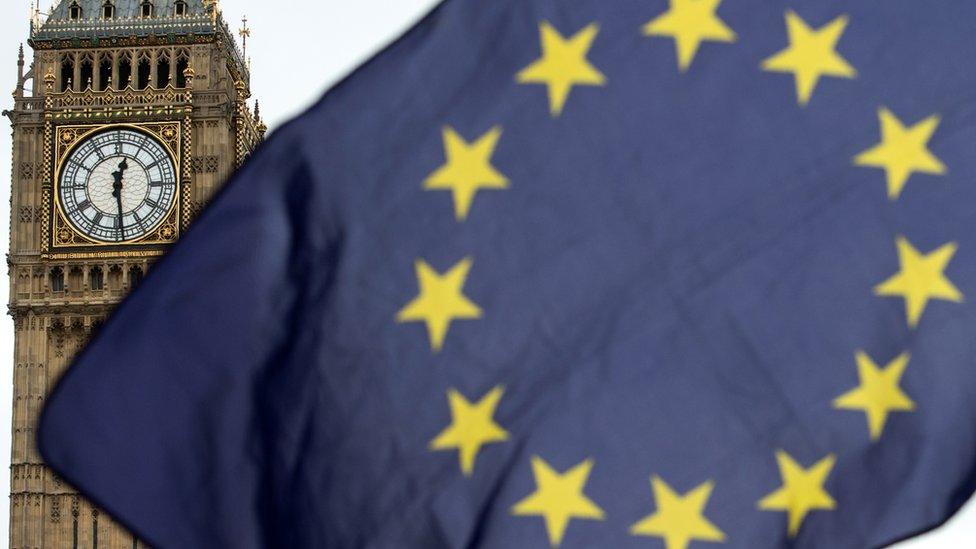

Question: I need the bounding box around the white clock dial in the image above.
[58,128,177,243]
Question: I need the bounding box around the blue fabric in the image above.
[38,0,976,547]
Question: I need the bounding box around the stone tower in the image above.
[3,1,264,546]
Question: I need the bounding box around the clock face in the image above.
[58,128,177,243]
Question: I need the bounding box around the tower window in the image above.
[175,56,189,88]
[136,58,151,90]
[98,56,112,90]
[79,57,94,90]
[157,55,171,88]
[89,267,104,291]
[71,501,79,549]
[92,509,99,548]
[59,56,74,92]
[118,55,132,89]
[102,1,115,19]
[69,1,82,20]
[50,267,64,293]
[174,0,187,16]
[141,0,154,17]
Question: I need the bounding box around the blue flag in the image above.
[39,0,976,547]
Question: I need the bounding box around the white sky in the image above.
[0,1,972,546]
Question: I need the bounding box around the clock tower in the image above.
[3,1,265,547]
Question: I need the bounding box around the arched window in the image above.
[174,0,187,16]
[118,54,132,89]
[71,499,79,549]
[50,267,64,293]
[175,54,189,88]
[140,0,154,17]
[156,53,171,88]
[89,267,104,291]
[136,56,151,90]
[91,509,99,548]
[97,55,112,90]
[79,55,94,90]
[59,55,74,92]
[69,1,82,20]
[102,1,115,19]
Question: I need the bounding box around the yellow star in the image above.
[642,0,736,71]
[833,351,915,441]
[512,456,605,546]
[517,21,607,116]
[429,386,509,476]
[875,237,963,328]
[396,258,482,352]
[630,476,726,549]
[758,451,836,537]
[424,127,508,221]
[761,11,856,105]
[854,108,947,199]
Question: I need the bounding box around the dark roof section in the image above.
[48,0,207,21]
[35,0,212,41]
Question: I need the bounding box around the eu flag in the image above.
[38,0,976,547]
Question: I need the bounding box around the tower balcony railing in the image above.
[48,83,192,110]
[13,97,45,112]
[14,286,131,306]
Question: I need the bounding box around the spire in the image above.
[238,15,250,59]
[15,44,25,98]
[253,100,260,120]
[204,0,219,23]
[29,1,39,33]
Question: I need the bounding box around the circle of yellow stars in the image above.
[392,2,961,546]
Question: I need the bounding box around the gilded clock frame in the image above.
[45,121,188,257]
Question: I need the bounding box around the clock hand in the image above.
[111,159,128,241]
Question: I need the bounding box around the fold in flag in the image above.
[38,0,976,547]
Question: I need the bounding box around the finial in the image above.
[183,65,195,89]
[15,43,26,97]
[238,16,250,59]
[253,100,260,119]
[43,70,55,93]
[29,1,39,31]
[234,79,249,100]
[202,0,215,23]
